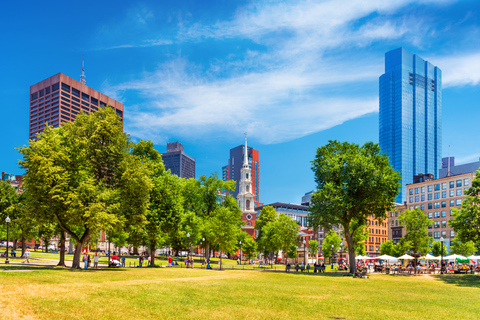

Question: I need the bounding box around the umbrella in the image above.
[397,254,414,260]
[378,254,397,260]
[444,254,467,261]
[467,255,480,260]
[355,255,368,260]
[419,253,441,260]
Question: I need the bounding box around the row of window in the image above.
[409,188,467,203]
[31,92,60,107]
[31,83,59,101]
[409,179,469,195]
[431,231,455,239]
[407,199,463,211]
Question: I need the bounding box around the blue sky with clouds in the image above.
[1,0,479,204]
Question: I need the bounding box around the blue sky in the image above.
[1,0,479,205]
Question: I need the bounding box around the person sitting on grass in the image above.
[206,262,212,269]
[259,263,263,268]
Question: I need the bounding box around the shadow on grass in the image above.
[0,264,125,273]
[432,274,480,289]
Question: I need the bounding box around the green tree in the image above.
[450,239,476,257]
[257,222,278,261]
[430,241,448,257]
[449,172,480,244]
[399,209,433,271]
[322,230,342,263]
[272,214,299,265]
[391,241,409,258]
[255,205,277,238]
[287,244,297,262]
[307,239,319,264]
[308,141,400,275]
[380,240,395,256]
[19,107,151,268]
[240,235,257,261]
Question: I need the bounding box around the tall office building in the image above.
[222,143,261,207]
[29,73,124,139]
[379,48,442,203]
[161,142,196,179]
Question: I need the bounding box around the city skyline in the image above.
[1,1,480,205]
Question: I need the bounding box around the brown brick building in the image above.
[388,172,475,250]
[29,73,124,139]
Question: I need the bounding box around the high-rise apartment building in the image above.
[222,144,260,206]
[161,142,196,179]
[379,48,442,203]
[29,73,124,139]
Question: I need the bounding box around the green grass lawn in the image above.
[0,264,479,320]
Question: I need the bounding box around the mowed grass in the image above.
[0,266,479,320]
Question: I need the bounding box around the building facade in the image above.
[30,73,124,139]
[388,172,474,251]
[1,172,23,193]
[439,157,480,179]
[161,142,196,179]
[379,47,442,203]
[301,190,314,206]
[223,144,260,206]
[387,203,407,244]
[364,216,389,256]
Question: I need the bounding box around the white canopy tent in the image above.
[444,254,467,261]
[355,255,368,260]
[467,255,480,260]
[397,254,414,260]
[377,254,397,261]
[419,254,441,260]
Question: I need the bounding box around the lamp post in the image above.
[5,216,10,264]
[202,237,205,264]
[440,236,444,275]
[187,233,190,268]
[303,239,306,266]
[339,241,344,265]
[331,244,335,266]
[239,241,242,265]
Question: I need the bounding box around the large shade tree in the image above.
[19,107,151,268]
[308,140,400,275]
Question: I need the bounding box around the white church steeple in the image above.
[237,133,256,220]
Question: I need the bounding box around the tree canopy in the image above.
[308,140,400,274]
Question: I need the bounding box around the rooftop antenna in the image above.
[80,55,86,85]
[447,145,451,177]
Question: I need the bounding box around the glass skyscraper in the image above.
[379,48,442,203]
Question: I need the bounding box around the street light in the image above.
[5,216,10,264]
[331,244,334,266]
[303,239,306,266]
[239,241,242,265]
[440,236,444,275]
[187,233,190,268]
[202,237,205,265]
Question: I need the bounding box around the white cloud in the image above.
[435,51,480,87]
[105,0,462,144]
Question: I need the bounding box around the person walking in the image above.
[83,253,88,270]
[93,253,99,269]
[22,249,30,264]
[121,256,126,267]
[168,256,173,267]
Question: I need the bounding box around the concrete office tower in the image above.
[161,142,196,179]
[379,48,442,203]
[29,73,124,139]
[222,143,260,207]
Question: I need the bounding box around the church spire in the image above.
[243,132,248,168]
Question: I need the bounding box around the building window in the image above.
[91,97,98,105]
[428,203,433,209]
[450,200,454,207]
[415,196,419,202]
[456,189,463,196]
[434,193,440,199]
[442,221,447,228]
[441,201,446,208]
[100,101,107,107]
[409,189,413,195]
[434,184,440,191]
[434,232,440,239]
[456,180,462,187]
[450,230,455,238]
[464,178,469,186]
[31,92,38,100]
[428,232,432,237]
[434,212,440,218]
[391,220,394,226]
[449,190,454,197]
[428,212,432,219]
[442,183,446,190]
[434,202,440,209]
[409,197,413,203]
[421,187,425,193]
[428,185,433,192]
[39,89,44,97]
[450,181,454,188]
[421,195,425,201]
[442,191,446,198]
[456,199,462,206]
[421,204,425,210]
[415,188,419,194]
[61,83,70,92]
[441,211,446,217]
[395,220,398,226]
[82,92,89,102]
[71,88,80,97]
[434,221,440,228]
[441,231,446,238]
[428,194,432,200]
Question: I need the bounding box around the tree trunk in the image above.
[71,229,90,269]
[21,233,26,257]
[150,244,155,268]
[345,230,356,276]
[133,246,139,255]
[57,232,66,267]
[13,238,18,250]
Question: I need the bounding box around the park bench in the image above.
[286,264,291,272]
[294,264,305,272]
[314,265,325,273]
